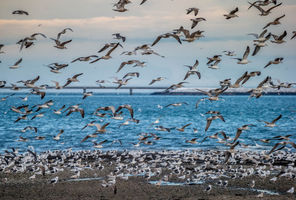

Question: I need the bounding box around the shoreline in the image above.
[0,149,295,199]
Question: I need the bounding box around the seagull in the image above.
[271,31,287,44]
[94,105,115,116]
[184,59,199,71]
[117,60,145,73]
[53,105,66,114]
[205,185,212,193]
[287,187,295,194]
[166,82,188,91]
[248,29,268,42]
[20,126,37,133]
[264,57,283,68]
[53,130,64,141]
[31,112,45,120]
[176,123,192,132]
[12,10,29,15]
[57,28,73,40]
[233,46,250,64]
[263,14,285,29]
[259,114,282,127]
[50,176,59,184]
[152,33,182,46]
[98,43,123,53]
[63,73,83,87]
[71,55,98,63]
[250,2,282,16]
[184,70,201,80]
[149,77,166,85]
[230,71,248,88]
[223,51,235,56]
[190,17,206,29]
[115,104,134,119]
[205,115,225,132]
[165,102,188,108]
[113,78,132,89]
[185,138,198,144]
[66,105,85,118]
[208,60,221,69]
[207,55,222,65]
[186,8,199,16]
[224,7,239,19]
[231,124,254,144]
[79,90,91,99]
[195,86,228,103]
[112,33,126,42]
[249,76,271,98]
[252,33,271,56]
[80,123,110,143]
[123,72,140,79]
[241,71,261,85]
[268,141,296,154]
[93,140,108,148]
[9,58,22,69]
[90,43,120,63]
[51,38,72,49]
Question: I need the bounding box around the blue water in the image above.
[0,93,295,153]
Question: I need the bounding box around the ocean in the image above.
[0,93,295,153]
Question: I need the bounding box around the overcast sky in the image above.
[0,0,295,88]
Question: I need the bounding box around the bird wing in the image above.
[98,44,110,53]
[252,46,261,56]
[264,61,272,68]
[234,71,248,85]
[106,42,119,56]
[218,115,225,122]
[81,135,91,143]
[152,35,163,46]
[73,73,83,79]
[275,14,285,21]
[101,123,110,130]
[232,128,242,144]
[241,75,251,85]
[61,40,72,46]
[63,80,72,87]
[195,88,210,96]
[117,62,127,73]
[267,3,282,12]
[183,71,191,80]
[205,118,212,132]
[271,114,282,123]
[230,7,239,15]
[268,142,283,154]
[181,123,192,129]
[278,31,287,40]
[259,29,267,38]
[170,34,182,44]
[15,58,23,66]
[191,20,198,29]
[140,0,147,5]
[243,46,250,59]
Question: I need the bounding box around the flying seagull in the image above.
[233,46,250,64]
[152,33,182,46]
[224,7,239,19]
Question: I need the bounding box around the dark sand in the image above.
[1,170,295,200]
[0,150,295,200]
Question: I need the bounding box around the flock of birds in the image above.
[0,0,296,193]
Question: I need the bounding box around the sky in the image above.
[0,0,295,89]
